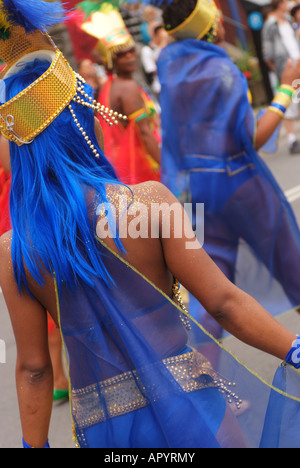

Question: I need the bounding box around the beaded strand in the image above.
[69,74,127,159]
[68,103,101,158]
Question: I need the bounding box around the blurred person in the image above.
[262,0,300,154]
[120,1,145,43]
[0,133,68,402]
[78,58,107,99]
[80,3,161,184]
[141,22,170,98]
[262,5,280,92]
[141,4,161,44]
[291,3,300,35]
[151,0,300,341]
[3,0,300,450]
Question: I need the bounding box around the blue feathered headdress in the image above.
[0,0,65,39]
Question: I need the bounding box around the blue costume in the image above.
[57,240,300,448]
[2,0,300,449]
[158,39,300,337]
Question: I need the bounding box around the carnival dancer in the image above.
[2,0,300,449]
[0,137,68,401]
[78,1,161,184]
[143,0,300,339]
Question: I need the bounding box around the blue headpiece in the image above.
[0,0,125,293]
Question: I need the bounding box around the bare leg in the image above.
[48,328,68,391]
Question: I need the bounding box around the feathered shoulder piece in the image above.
[0,0,65,40]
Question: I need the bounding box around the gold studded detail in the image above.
[68,74,127,159]
[172,280,192,331]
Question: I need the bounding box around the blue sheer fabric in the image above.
[157,40,300,338]
[57,241,300,448]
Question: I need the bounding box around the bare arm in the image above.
[255,59,300,150]
[0,233,53,448]
[255,109,282,150]
[157,184,296,360]
[121,81,161,164]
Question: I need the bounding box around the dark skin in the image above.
[0,135,10,172]
[214,19,300,149]
[0,176,296,447]
[255,59,300,149]
[108,47,161,165]
[0,131,68,391]
[0,52,299,446]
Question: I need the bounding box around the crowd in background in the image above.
[50,1,300,154]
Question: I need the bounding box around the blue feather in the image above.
[1,0,66,33]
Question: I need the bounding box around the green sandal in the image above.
[53,389,69,402]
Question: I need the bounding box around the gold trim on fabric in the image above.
[71,349,217,429]
[54,241,300,445]
[226,163,255,177]
[93,240,300,402]
[186,151,255,177]
[54,280,80,448]
[227,151,247,161]
[188,168,226,173]
[187,166,255,176]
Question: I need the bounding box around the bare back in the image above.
[0,180,292,372]
[110,77,147,126]
[0,181,174,328]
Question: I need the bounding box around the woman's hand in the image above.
[254,59,300,150]
[281,58,300,89]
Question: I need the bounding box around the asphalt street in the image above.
[1,123,300,448]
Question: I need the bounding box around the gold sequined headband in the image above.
[0,27,126,153]
[0,48,77,146]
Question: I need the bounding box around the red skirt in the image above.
[0,166,11,236]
